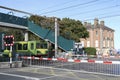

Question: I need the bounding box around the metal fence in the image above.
[14,56,120,79]
[0,57,9,62]
[19,57,120,76]
[0,56,18,62]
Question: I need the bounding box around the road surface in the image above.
[0,67,120,80]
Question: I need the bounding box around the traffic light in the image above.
[4,35,14,46]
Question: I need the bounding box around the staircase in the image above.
[28,21,74,51]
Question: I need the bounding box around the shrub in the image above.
[84,47,96,55]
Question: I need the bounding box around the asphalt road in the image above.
[0,67,120,80]
[0,74,26,80]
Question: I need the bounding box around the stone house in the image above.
[80,18,114,55]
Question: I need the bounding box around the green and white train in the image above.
[3,41,54,57]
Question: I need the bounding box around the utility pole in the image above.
[55,18,58,57]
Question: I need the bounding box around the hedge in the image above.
[84,47,96,55]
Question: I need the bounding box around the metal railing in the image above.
[0,57,9,62]
[19,57,120,76]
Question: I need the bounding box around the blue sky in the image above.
[0,0,120,50]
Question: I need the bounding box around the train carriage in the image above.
[3,41,49,57]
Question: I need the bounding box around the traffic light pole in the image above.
[10,46,12,68]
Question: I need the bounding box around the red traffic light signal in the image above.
[4,35,14,46]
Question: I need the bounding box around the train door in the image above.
[28,41,36,55]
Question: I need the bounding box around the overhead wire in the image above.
[0,1,120,23]
[39,0,79,11]
[82,14,120,21]
[80,9,120,20]
[68,4,120,17]
[40,0,99,15]
[0,5,34,15]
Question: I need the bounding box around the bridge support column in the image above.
[24,31,28,41]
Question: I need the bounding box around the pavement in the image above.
[0,67,120,80]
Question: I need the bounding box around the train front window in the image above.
[23,44,27,50]
[18,43,22,50]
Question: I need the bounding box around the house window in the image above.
[103,40,105,47]
[111,41,113,47]
[95,40,98,47]
[107,31,109,37]
[87,41,90,47]
[96,31,98,36]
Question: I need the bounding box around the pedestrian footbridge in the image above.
[0,12,74,51]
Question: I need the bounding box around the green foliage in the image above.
[29,16,89,42]
[0,27,24,41]
[29,15,55,29]
[84,47,96,55]
[28,32,40,41]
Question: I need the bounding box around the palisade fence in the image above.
[0,56,18,62]
[19,57,120,76]
[0,57,9,62]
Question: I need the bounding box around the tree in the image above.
[59,18,89,42]
[29,16,89,42]
[0,27,24,41]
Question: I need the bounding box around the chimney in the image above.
[100,21,104,26]
[94,18,99,26]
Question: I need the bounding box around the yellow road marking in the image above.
[50,67,55,75]
[68,71,89,80]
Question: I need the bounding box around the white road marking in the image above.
[38,75,58,80]
[0,72,39,80]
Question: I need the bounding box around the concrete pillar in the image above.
[24,31,28,41]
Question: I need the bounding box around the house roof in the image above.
[85,24,114,32]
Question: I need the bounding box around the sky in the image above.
[0,0,120,50]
